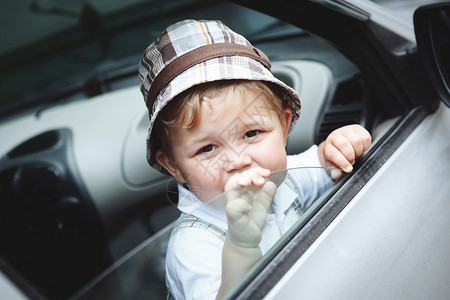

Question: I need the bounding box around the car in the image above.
[0,0,449,299]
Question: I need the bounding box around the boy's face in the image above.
[156,88,292,202]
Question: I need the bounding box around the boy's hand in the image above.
[219,169,275,299]
[224,168,276,248]
[318,124,371,180]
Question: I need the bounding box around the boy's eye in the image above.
[199,144,214,153]
[244,130,259,138]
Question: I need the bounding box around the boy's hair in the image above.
[152,80,287,161]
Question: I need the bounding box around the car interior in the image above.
[0,0,439,299]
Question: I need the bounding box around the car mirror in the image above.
[414,3,450,108]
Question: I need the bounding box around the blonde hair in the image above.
[152,80,287,159]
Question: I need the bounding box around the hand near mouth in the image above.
[224,167,276,248]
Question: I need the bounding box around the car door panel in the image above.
[263,104,450,299]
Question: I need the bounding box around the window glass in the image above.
[74,167,339,299]
[71,0,359,298]
[0,0,296,118]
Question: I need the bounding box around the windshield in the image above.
[71,166,338,299]
[0,0,301,121]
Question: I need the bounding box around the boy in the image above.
[138,20,371,299]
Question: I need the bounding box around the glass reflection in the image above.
[73,167,337,300]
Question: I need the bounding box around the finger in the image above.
[342,128,365,158]
[226,195,253,220]
[225,167,271,191]
[236,174,253,187]
[259,181,277,197]
[252,176,265,186]
[255,181,277,210]
[324,160,344,180]
[352,125,372,151]
[255,181,277,203]
[329,135,356,167]
[225,174,249,191]
[325,144,353,172]
[238,168,270,187]
[252,168,271,179]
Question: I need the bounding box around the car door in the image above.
[226,0,450,299]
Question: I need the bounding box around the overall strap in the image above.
[170,174,303,243]
[284,174,304,217]
[167,214,226,299]
[170,213,226,242]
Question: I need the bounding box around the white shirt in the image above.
[166,146,333,300]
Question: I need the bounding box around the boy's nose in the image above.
[223,151,252,173]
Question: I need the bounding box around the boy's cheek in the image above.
[252,145,287,171]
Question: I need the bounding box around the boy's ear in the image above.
[155,150,186,183]
[282,107,293,143]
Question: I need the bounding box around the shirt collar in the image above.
[177,183,228,230]
[272,181,299,215]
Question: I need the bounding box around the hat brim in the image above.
[146,55,301,174]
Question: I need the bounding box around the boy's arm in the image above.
[318,124,372,179]
[217,238,262,299]
[216,168,275,299]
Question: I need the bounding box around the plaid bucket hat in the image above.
[139,19,301,173]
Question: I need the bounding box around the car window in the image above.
[0,0,296,120]
[70,167,340,299]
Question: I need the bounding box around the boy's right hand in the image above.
[318,124,371,180]
[224,168,276,248]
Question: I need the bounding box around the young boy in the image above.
[138,20,371,299]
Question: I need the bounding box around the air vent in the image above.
[331,75,364,106]
[7,130,59,159]
[316,108,363,142]
[12,164,63,208]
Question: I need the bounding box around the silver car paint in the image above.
[266,104,450,299]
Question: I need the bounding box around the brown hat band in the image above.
[145,43,272,110]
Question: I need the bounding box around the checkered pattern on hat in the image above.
[138,19,301,173]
